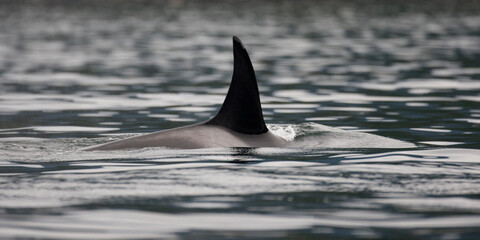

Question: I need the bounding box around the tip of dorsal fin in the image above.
[206,36,268,134]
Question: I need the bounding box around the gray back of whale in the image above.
[86,37,286,150]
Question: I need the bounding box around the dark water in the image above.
[1,1,480,239]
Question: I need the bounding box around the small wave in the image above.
[270,122,416,149]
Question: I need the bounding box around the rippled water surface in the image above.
[1,1,480,239]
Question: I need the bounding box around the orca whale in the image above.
[86,36,287,150]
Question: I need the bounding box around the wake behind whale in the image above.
[86,37,415,150]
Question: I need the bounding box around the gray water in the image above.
[1,1,480,239]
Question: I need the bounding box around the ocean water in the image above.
[1,1,480,239]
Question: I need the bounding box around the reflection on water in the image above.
[1,144,480,239]
[1,0,480,239]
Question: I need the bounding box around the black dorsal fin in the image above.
[206,36,268,134]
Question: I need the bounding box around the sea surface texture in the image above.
[1,1,480,239]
